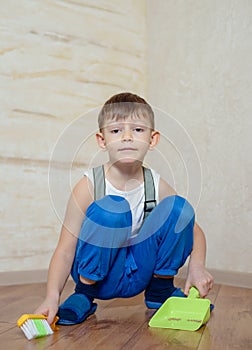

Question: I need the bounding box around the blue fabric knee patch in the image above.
[173,196,195,233]
[79,195,133,248]
[87,195,132,227]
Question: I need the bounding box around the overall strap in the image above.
[93,165,105,200]
[92,165,156,219]
[143,167,156,220]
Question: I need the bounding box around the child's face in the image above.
[96,117,160,165]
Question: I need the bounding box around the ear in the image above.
[149,130,160,150]
[96,132,107,150]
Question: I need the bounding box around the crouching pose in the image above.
[35,92,213,325]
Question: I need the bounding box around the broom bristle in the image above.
[17,314,57,340]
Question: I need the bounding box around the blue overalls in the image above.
[71,194,194,300]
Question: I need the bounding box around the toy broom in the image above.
[17,314,59,340]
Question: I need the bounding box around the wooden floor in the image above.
[0,279,251,350]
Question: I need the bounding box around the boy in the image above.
[35,92,213,325]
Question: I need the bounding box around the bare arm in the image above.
[158,177,177,199]
[159,177,213,297]
[35,176,93,323]
[184,223,214,297]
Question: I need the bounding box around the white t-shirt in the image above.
[84,167,160,236]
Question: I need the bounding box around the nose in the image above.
[122,129,133,142]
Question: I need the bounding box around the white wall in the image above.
[146,0,252,277]
[1,0,251,287]
[0,0,146,273]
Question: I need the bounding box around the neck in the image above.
[104,161,144,191]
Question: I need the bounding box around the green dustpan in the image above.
[149,287,211,331]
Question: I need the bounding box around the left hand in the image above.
[184,264,214,297]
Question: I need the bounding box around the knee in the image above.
[86,195,132,229]
[80,195,132,247]
[162,195,195,233]
[174,196,195,233]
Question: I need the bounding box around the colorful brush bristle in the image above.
[17,314,59,340]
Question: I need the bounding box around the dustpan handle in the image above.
[188,287,200,299]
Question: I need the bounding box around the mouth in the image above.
[118,148,137,151]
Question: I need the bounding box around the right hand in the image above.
[34,296,59,325]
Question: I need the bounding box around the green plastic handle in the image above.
[188,286,200,299]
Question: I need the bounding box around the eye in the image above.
[110,128,121,134]
[134,127,145,132]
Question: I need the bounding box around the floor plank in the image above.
[0,280,251,350]
[198,285,252,350]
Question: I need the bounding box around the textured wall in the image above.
[0,0,146,272]
[147,0,252,274]
[1,0,251,281]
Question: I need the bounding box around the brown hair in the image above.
[98,92,155,130]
